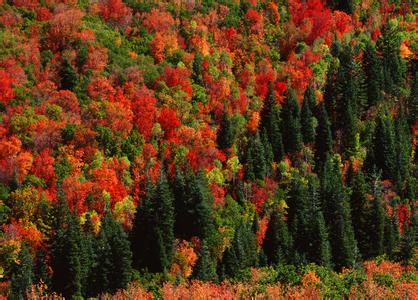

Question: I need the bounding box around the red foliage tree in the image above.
[131,93,157,141]
[94,0,132,29]
[158,107,181,140]
[0,70,15,105]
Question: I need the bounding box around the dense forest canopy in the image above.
[0,0,416,298]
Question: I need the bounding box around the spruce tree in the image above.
[10,245,33,300]
[259,81,284,161]
[281,88,303,154]
[368,171,386,257]
[384,200,401,258]
[320,154,357,270]
[192,52,204,85]
[246,132,267,181]
[301,86,317,145]
[378,21,406,95]
[373,110,397,181]
[193,239,218,282]
[173,167,215,240]
[314,103,333,171]
[363,41,383,106]
[33,247,50,287]
[348,165,370,259]
[222,220,258,277]
[60,58,78,91]
[132,173,175,273]
[217,112,234,150]
[399,218,416,265]
[261,129,274,176]
[263,209,292,266]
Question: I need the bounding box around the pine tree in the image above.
[301,86,317,145]
[261,129,274,176]
[407,60,417,125]
[289,174,331,266]
[172,167,215,240]
[320,154,357,270]
[263,209,292,266]
[281,88,303,154]
[384,200,401,258]
[246,132,267,181]
[348,165,370,259]
[33,247,50,287]
[378,21,406,95]
[399,217,416,265]
[217,112,234,150]
[60,58,78,91]
[373,110,398,181]
[10,245,33,300]
[314,103,333,171]
[259,81,284,161]
[363,41,383,106]
[222,220,258,277]
[132,173,175,273]
[368,171,385,257]
[394,114,412,189]
[192,52,204,85]
[193,239,218,282]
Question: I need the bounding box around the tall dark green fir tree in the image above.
[320,154,357,270]
[217,112,234,150]
[301,86,317,145]
[10,245,33,300]
[60,58,78,91]
[281,88,303,154]
[363,41,383,106]
[246,131,267,181]
[314,103,333,171]
[193,239,218,282]
[259,81,284,162]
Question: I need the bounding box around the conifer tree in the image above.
[60,58,78,91]
[217,112,234,150]
[50,203,84,299]
[281,88,303,154]
[301,86,317,145]
[246,132,267,181]
[33,247,49,287]
[173,167,215,240]
[259,81,284,161]
[133,173,175,273]
[378,21,406,95]
[399,217,416,265]
[363,41,383,106]
[384,200,401,258]
[193,239,218,282]
[222,220,258,277]
[261,129,274,175]
[10,245,33,300]
[320,154,357,269]
[348,166,370,258]
[192,52,204,85]
[314,103,333,171]
[373,110,397,181]
[368,171,385,258]
[263,209,292,266]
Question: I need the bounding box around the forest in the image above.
[0,0,417,298]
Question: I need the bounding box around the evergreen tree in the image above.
[263,209,292,266]
[289,174,331,266]
[246,132,267,181]
[192,52,204,85]
[222,220,258,277]
[259,81,284,161]
[323,60,338,130]
[399,217,416,265]
[261,129,274,176]
[395,114,413,189]
[33,247,50,287]
[348,166,370,258]
[281,88,303,154]
[132,173,175,273]
[373,110,398,181]
[60,58,78,91]
[10,245,33,300]
[173,167,215,240]
[378,21,406,95]
[193,239,218,282]
[407,60,417,125]
[301,86,317,144]
[327,0,356,14]
[320,154,357,270]
[217,112,234,150]
[368,171,386,257]
[314,103,333,171]
[384,200,401,258]
[50,204,84,299]
[363,41,383,106]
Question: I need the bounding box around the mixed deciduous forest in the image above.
[0,0,417,298]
